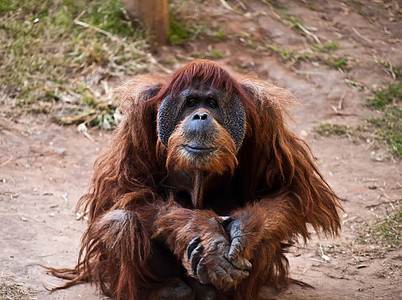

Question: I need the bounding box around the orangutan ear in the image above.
[141,84,163,103]
[239,77,296,112]
[114,76,163,112]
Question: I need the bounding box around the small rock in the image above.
[300,130,309,138]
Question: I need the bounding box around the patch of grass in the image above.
[375,263,401,279]
[168,13,192,44]
[315,82,401,157]
[391,66,402,79]
[308,2,316,10]
[375,210,401,247]
[261,0,276,4]
[0,282,31,299]
[323,55,351,71]
[314,83,401,156]
[265,44,301,64]
[279,9,325,46]
[189,49,224,61]
[358,203,401,251]
[279,49,295,60]
[322,204,401,261]
[168,1,220,45]
[237,30,260,49]
[211,50,223,59]
[315,123,349,136]
[84,1,137,36]
[346,0,366,16]
[266,34,349,70]
[346,78,366,90]
[368,83,402,109]
[310,41,339,52]
[267,37,349,70]
[265,42,351,71]
[280,10,303,30]
[0,0,148,128]
[53,87,121,130]
[366,83,402,156]
[211,30,227,41]
[315,122,365,144]
[266,44,280,52]
[375,58,401,80]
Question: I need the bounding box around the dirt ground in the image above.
[0,0,401,299]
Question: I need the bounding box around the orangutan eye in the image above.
[208,98,218,108]
[187,98,197,107]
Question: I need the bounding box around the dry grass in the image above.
[357,201,401,257]
[0,0,152,129]
[314,83,401,157]
[0,282,31,300]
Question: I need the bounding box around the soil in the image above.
[0,0,401,299]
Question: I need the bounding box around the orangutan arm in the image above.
[224,191,340,268]
[223,197,303,265]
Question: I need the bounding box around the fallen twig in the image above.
[319,244,330,262]
[0,155,13,167]
[61,193,68,207]
[338,91,346,110]
[352,27,373,43]
[310,258,325,263]
[74,19,115,40]
[296,23,322,44]
[365,198,401,209]
[219,0,236,11]
[387,59,396,80]
[236,0,248,10]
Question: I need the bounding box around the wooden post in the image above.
[121,0,169,47]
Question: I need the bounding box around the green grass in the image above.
[308,2,316,10]
[280,10,303,30]
[315,122,366,144]
[391,66,402,79]
[375,210,401,247]
[168,13,193,44]
[315,123,349,136]
[323,55,351,71]
[211,50,223,59]
[0,0,147,128]
[265,44,299,63]
[346,0,366,16]
[168,2,224,45]
[314,83,401,157]
[368,83,402,109]
[265,41,350,70]
[310,41,339,52]
[211,30,227,41]
[367,83,402,156]
[359,203,401,250]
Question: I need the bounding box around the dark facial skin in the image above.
[179,88,223,124]
[157,80,246,151]
[178,85,225,155]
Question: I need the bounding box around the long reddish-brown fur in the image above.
[49,60,341,299]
